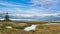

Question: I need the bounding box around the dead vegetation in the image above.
[0,21,60,34]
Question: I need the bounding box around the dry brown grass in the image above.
[34,24,60,34]
[0,21,30,29]
[0,21,60,34]
[0,24,60,34]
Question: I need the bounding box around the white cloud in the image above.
[31,0,58,6]
[0,2,17,6]
[0,11,6,14]
[0,2,26,8]
[42,14,57,17]
[35,13,60,17]
[9,14,33,18]
[0,2,38,14]
[0,0,60,18]
[22,14,33,17]
[8,13,60,18]
[30,0,59,13]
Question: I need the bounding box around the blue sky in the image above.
[0,0,60,20]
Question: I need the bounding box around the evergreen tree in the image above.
[4,12,10,21]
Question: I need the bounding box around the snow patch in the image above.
[6,26,12,29]
[24,25,38,31]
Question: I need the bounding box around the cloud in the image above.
[0,0,60,18]
[0,11,6,14]
[30,0,60,13]
[31,0,59,6]
[9,14,33,18]
[8,13,60,18]
[0,1,26,8]
[36,13,60,17]
[0,1,38,14]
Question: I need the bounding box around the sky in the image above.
[0,0,60,20]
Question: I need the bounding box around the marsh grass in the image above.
[0,21,60,34]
